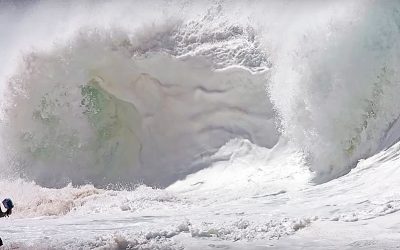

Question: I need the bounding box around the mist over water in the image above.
[0,0,399,188]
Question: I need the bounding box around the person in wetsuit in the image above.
[0,198,14,246]
[0,198,13,217]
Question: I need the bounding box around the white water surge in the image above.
[0,0,400,249]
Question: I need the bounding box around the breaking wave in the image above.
[0,1,278,187]
[0,0,400,189]
[269,0,400,182]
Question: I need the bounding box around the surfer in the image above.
[0,198,14,246]
[0,198,13,217]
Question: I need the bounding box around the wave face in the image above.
[0,0,400,187]
[0,1,278,187]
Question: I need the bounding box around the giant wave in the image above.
[0,0,399,189]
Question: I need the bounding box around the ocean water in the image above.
[1,1,400,249]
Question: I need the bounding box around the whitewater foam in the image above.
[268,0,400,181]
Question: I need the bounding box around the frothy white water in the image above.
[167,138,309,199]
[269,0,400,181]
[1,1,400,248]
